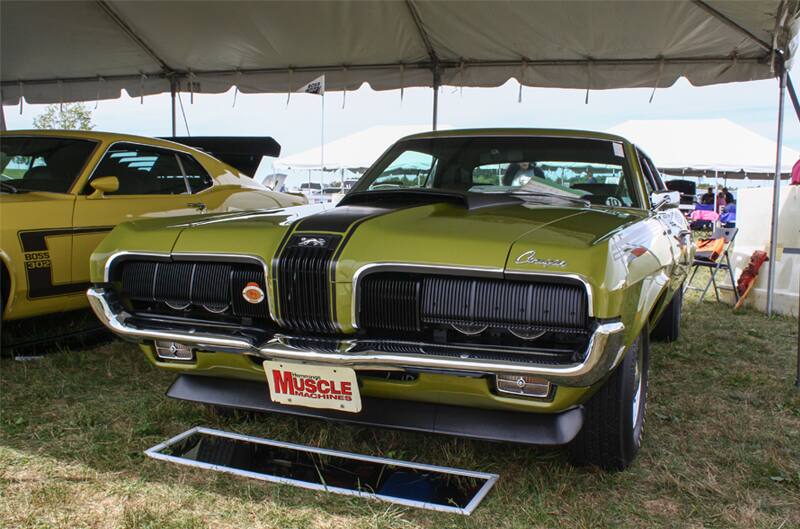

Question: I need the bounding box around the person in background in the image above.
[503,161,544,185]
[715,187,727,213]
[700,186,715,205]
[720,197,736,227]
[722,187,734,203]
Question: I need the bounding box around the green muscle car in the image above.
[88,129,691,470]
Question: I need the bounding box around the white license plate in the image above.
[263,361,361,413]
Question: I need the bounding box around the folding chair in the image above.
[684,225,740,303]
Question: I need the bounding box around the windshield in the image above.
[0,136,96,193]
[353,136,640,208]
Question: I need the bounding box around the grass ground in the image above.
[1,284,798,529]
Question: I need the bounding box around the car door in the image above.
[70,142,204,287]
[0,136,92,318]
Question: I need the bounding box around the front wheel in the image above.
[568,331,649,471]
[651,285,682,342]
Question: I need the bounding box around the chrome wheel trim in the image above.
[631,346,644,429]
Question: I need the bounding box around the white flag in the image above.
[297,75,325,95]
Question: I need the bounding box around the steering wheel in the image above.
[605,196,623,207]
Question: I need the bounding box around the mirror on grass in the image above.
[146,427,498,515]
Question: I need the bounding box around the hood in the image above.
[334,198,641,280]
[162,193,641,281]
[89,204,327,282]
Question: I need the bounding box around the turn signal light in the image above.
[495,374,551,398]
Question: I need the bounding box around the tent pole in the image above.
[432,64,440,131]
[713,170,718,212]
[767,67,787,317]
[170,79,177,136]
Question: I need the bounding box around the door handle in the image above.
[187,202,207,212]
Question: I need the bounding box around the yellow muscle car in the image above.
[0,130,305,320]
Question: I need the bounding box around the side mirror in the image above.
[650,190,680,211]
[88,176,119,199]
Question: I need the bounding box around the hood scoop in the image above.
[338,190,524,210]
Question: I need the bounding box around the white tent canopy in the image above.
[1,1,799,106]
[607,119,800,179]
[277,125,452,170]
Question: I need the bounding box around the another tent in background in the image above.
[276,125,452,171]
[607,119,799,180]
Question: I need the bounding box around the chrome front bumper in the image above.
[87,286,627,386]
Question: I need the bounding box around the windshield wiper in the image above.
[0,182,26,194]
[510,190,591,206]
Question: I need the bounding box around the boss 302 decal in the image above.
[18,227,113,299]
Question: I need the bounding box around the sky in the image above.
[3,73,799,186]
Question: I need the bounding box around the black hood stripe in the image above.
[294,205,395,233]
[274,200,425,330]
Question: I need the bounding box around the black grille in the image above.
[273,234,341,333]
[360,276,421,332]
[118,260,269,319]
[359,273,588,333]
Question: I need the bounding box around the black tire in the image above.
[651,286,682,343]
[0,261,9,319]
[568,331,649,471]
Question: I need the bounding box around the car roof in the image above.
[0,129,199,152]
[401,128,630,144]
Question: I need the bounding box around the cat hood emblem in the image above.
[297,237,328,247]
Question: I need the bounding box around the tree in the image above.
[32,103,94,130]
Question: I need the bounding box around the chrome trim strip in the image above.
[88,285,624,386]
[257,323,624,386]
[102,250,280,323]
[103,250,170,282]
[88,287,254,351]
[145,426,498,515]
[350,262,594,329]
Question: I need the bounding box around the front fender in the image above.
[0,248,15,315]
[604,217,677,345]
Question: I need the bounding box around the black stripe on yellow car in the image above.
[18,227,113,299]
[272,205,390,327]
[274,202,421,327]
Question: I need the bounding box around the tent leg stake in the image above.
[766,66,786,317]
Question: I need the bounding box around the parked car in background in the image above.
[89,128,691,470]
[0,130,305,320]
[665,178,697,216]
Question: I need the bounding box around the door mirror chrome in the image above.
[88,176,119,199]
[650,190,680,211]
